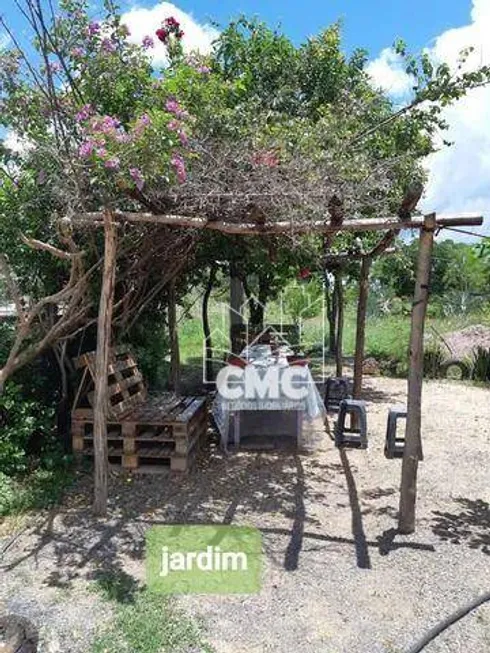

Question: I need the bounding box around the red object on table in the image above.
[227,355,249,369]
[287,355,309,366]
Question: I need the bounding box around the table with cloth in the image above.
[212,344,326,451]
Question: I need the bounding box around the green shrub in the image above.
[0,382,56,475]
[472,347,490,382]
[423,346,445,379]
[0,467,73,516]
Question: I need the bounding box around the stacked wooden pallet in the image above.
[71,348,208,473]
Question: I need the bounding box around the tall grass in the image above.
[178,291,490,364]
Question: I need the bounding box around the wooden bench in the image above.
[71,348,208,473]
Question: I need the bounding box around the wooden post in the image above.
[334,270,344,377]
[202,266,216,383]
[230,262,244,353]
[168,280,180,394]
[353,256,372,399]
[398,213,436,534]
[93,210,117,517]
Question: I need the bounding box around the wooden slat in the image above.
[107,372,144,397]
[174,397,207,423]
[110,391,147,417]
[108,358,138,374]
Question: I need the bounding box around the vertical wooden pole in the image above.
[93,211,117,517]
[353,256,372,399]
[230,262,244,353]
[202,266,216,383]
[398,213,436,534]
[334,270,344,377]
[168,280,180,394]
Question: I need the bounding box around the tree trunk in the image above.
[334,270,344,377]
[353,257,372,399]
[202,266,216,383]
[93,210,117,517]
[230,263,244,353]
[325,286,336,354]
[168,280,180,394]
[398,213,436,534]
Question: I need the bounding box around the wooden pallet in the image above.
[72,396,207,473]
[71,348,208,473]
[73,347,146,419]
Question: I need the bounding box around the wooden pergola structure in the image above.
[75,208,483,534]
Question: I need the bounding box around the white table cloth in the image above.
[212,344,326,450]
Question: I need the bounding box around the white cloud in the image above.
[121,2,219,66]
[368,0,490,241]
[0,34,11,50]
[3,130,31,154]
[366,48,413,97]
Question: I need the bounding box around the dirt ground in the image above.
[1,377,489,653]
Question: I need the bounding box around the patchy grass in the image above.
[91,570,213,653]
[0,466,75,518]
[178,292,487,368]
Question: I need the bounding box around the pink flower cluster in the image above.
[75,104,94,123]
[252,151,279,168]
[156,16,184,43]
[89,115,121,134]
[165,97,188,120]
[101,38,116,53]
[171,153,186,184]
[87,21,100,36]
[168,119,188,146]
[130,167,144,190]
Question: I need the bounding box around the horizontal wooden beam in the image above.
[73,211,484,235]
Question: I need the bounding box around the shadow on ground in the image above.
[431,498,490,555]
[1,415,443,593]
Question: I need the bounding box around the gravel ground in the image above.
[0,377,489,653]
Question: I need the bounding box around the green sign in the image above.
[146,525,262,594]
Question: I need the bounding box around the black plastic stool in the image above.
[325,377,352,412]
[384,406,407,458]
[334,399,368,449]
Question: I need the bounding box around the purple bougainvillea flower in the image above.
[88,21,100,36]
[165,98,188,119]
[197,65,211,74]
[102,115,120,132]
[167,119,180,131]
[101,38,116,53]
[178,130,189,147]
[75,104,93,122]
[115,131,131,143]
[105,158,120,170]
[142,35,154,49]
[165,98,180,113]
[96,147,108,158]
[129,167,145,191]
[71,47,84,58]
[78,141,95,158]
[171,153,186,184]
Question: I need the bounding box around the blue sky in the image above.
[2,0,473,57]
[113,0,474,55]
